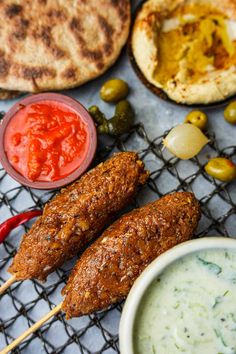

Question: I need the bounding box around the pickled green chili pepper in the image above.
[89,105,107,125]
[89,100,135,137]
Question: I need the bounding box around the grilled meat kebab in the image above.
[9,152,149,281]
[62,192,201,318]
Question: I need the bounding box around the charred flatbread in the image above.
[0,0,130,93]
[0,89,21,100]
[131,0,236,105]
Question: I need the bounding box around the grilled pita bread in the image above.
[0,0,130,93]
[0,89,21,100]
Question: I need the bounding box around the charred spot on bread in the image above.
[5,4,22,18]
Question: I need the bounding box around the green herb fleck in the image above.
[225,251,230,259]
[214,329,227,347]
[212,291,229,309]
[197,256,222,275]
[174,343,186,352]
[174,302,180,309]
[174,287,181,292]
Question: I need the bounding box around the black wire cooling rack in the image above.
[0,118,236,354]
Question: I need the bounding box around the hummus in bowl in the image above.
[131,0,236,105]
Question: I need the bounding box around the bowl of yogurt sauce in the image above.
[119,237,236,354]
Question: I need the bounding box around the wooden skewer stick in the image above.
[0,303,62,354]
[0,276,16,296]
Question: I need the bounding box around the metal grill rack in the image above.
[0,120,236,353]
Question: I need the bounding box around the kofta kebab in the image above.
[1,191,201,353]
[0,152,148,293]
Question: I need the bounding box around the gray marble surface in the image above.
[0,1,236,353]
[1,42,235,149]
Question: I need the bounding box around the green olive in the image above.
[205,157,236,182]
[184,110,208,130]
[224,101,236,125]
[100,79,129,103]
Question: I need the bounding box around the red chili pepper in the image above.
[0,210,42,244]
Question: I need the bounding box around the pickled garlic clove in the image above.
[163,124,209,160]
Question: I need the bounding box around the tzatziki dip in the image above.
[133,249,236,354]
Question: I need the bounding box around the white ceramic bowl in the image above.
[119,237,236,354]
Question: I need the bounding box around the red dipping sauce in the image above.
[4,100,89,182]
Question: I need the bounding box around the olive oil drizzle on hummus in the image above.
[155,4,236,86]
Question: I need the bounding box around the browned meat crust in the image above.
[62,192,201,319]
[8,152,148,281]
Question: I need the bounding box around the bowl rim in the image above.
[119,236,236,354]
[0,93,97,190]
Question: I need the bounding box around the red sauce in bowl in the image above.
[4,100,89,182]
[0,93,97,189]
